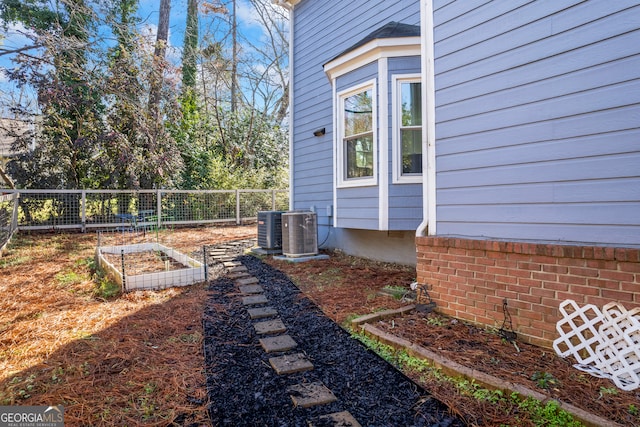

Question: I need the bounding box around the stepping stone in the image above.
[247,306,278,319]
[223,261,242,268]
[239,284,263,294]
[228,265,248,273]
[269,353,314,375]
[242,295,268,306]
[236,276,259,286]
[228,271,251,279]
[287,382,336,408]
[259,335,298,353]
[312,412,361,427]
[254,318,286,335]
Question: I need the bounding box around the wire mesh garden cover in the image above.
[553,300,640,391]
[96,241,205,291]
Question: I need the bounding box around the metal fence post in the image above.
[203,245,208,282]
[11,193,19,232]
[236,190,241,225]
[81,190,86,233]
[121,249,126,292]
[272,189,276,210]
[157,189,162,229]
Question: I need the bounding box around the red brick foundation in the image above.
[415,236,640,349]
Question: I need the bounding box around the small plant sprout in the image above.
[531,371,560,390]
[598,386,618,399]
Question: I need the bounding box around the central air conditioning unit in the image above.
[257,211,284,251]
[282,211,318,257]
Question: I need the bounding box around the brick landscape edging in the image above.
[352,309,621,427]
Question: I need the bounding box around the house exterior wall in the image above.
[287,0,639,344]
[432,0,640,244]
[415,0,640,347]
[290,0,421,261]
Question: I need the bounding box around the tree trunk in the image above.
[148,0,171,123]
[231,0,238,113]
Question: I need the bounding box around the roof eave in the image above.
[324,36,421,80]
[272,0,300,9]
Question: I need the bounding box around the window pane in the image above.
[401,82,422,127]
[401,129,422,174]
[346,134,373,178]
[344,89,373,136]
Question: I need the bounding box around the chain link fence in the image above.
[1,189,289,231]
[0,192,19,254]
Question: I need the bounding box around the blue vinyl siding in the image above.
[432,0,640,246]
[388,56,423,230]
[291,0,420,228]
[337,187,379,229]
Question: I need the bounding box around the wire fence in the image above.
[0,189,289,232]
[0,192,19,254]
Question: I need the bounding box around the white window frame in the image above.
[392,74,423,184]
[336,79,377,188]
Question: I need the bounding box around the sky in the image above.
[0,0,279,117]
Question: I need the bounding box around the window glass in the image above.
[346,135,373,178]
[399,81,422,175]
[401,82,422,127]
[343,88,374,179]
[344,89,373,136]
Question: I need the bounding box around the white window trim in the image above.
[325,37,421,80]
[336,79,378,188]
[392,74,423,184]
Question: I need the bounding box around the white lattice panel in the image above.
[553,300,604,365]
[596,303,640,391]
[553,300,640,391]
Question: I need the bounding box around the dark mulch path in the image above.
[203,255,463,427]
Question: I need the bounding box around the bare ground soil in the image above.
[0,226,638,426]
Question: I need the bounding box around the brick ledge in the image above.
[416,236,640,262]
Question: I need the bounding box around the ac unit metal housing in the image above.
[282,211,318,257]
[257,211,284,251]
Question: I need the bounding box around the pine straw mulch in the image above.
[0,225,255,426]
[265,250,640,427]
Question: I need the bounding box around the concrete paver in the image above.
[228,271,251,279]
[259,335,298,353]
[287,382,337,408]
[253,318,287,335]
[223,261,243,268]
[269,353,314,375]
[242,294,269,306]
[236,276,259,286]
[247,306,278,319]
[238,284,264,294]
[312,411,362,427]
